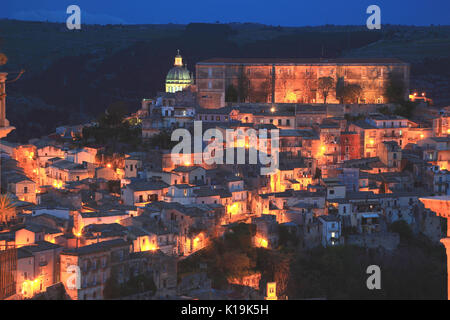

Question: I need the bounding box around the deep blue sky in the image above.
[2,0,449,26]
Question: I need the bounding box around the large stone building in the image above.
[195,58,410,109]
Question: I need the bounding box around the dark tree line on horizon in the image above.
[4,23,384,142]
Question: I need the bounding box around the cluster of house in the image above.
[0,55,449,300]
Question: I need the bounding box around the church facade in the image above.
[195,58,410,109]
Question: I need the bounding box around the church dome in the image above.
[166,66,192,82]
[165,50,193,93]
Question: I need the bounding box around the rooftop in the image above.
[198,58,407,65]
[62,238,129,256]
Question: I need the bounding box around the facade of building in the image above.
[0,248,16,299]
[196,58,410,109]
[318,215,342,247]
[16,241,62,299]
[60,239,130,300]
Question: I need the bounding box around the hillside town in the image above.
[0,51,449,300]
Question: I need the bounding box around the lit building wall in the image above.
[340,132,360,161]
[196,59,410,109]
[0,248,17,300]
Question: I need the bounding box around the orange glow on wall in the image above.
[72,220,84,238]
[45,234,57,244]
[285,91,297,103]
[254,235,268,248]
[21,278,42,298]
[270,173,276,192]
[140,238,158,252]
[190,232,206,252]
[227,202,239,216]
[52,180,63,189]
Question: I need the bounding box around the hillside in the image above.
[1,20,450,142]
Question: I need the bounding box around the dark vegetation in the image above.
[103,273,156,299]
[179,222,446,299]
[1,21,387,142]
[1,21,450,142]
[79,101,142,154]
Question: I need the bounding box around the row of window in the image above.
[198,115,229,121]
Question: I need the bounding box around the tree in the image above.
[224,223,254,251]
[225,84,238,103]
[221,251,252,278]
[338,83,363,104]
[335,77,345,103]
[302,67,317,103]
[250,80,271,103]
[393,100,416,118]
[104,273,156,299]
[237,68,249,103]
[389,220,413,243]
[384,72,405,103]
[317,76,334,104]
[99,101,129,128]
[0,194,16,225]
[313,168,322,180]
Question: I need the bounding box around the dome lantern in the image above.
[174,49,183,67]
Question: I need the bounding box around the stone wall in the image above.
[346,232,400,251]
[196,60,409,109]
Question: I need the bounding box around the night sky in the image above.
[1,0,449,26]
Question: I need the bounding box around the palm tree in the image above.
[0,194,16,225]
